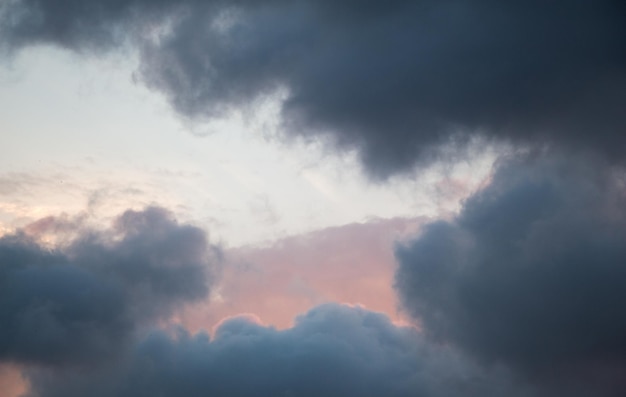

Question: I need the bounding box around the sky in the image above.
[0,1,625,397]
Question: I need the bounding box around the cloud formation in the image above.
[396,153,626,394]
[0,0,176,49]
[3,2,626,396]
[3,1,624,176]
[24,303,530,397]
[0,206,219,367]
[180,217,422,331]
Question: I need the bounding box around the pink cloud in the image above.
[0,365,28,397]
[178,217,426,331]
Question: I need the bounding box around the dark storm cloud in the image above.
[25,303,531,397]
[0,0,181,49]
[139,0,626,177]
[2,1,625,176]
[395,154,626,393]
[0,207,219,367]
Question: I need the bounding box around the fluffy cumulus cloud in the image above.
[0,207,219,367]
[396,154,626,395]
[24,303,530,397]
[2,0,625,176]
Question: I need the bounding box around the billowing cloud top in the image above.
[0,207,219,367]
[25,303,530,397]
[3,0,625,177]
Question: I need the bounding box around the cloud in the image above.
[3,1,624,177]
[24,303,530,397]
[0,206,220,367]
[0,0,179,49]
[0,364,27,397]
[395,153,626,393]
[179,217,423,331]
[3,2,626,395]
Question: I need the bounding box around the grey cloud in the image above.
[0,0,179,49]
[3,1,625,176]
[395,154,626,394]
[25,303,531,397]
[0,207,219,367]
[139,0,626,177]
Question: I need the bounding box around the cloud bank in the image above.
[0,207,219,367]
[3,0,625,176]
[24,303,530,397]
[396,154,626,394]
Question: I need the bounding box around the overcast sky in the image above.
[1,1,626,396]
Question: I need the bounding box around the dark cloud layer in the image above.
[0,207,219,367]
[0,0,177,49]
[396,154,626,394]
[3,1,625,176]
[24,303,530,397]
